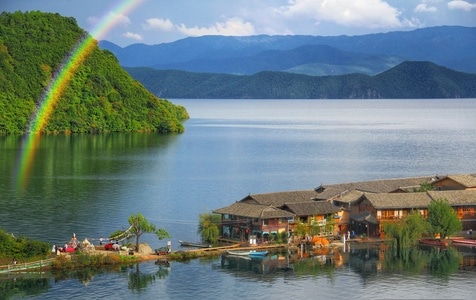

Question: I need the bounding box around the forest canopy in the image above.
[0,11,188,135]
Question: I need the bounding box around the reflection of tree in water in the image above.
[127,261,170,291]
[383,246,427,275]
[383,245,460,279]
[426,247,460,279]
[0,277,50,298]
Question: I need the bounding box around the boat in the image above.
[226,250,252,256]
[450,238,476,246]
[178,240,212,248]
[419,239,447,247]
[226,250,268,258]
[248,250,268,258]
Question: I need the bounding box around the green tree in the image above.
[293,222,308,240]
[414,181,434,192]
[384,210,429,254]
[128,213,170,251]
[427,198,462,241]
[197,213,220,244]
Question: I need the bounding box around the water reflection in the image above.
[218,243,474,281]
[382,243,462,279]
[220,253,295,275]
[0,274,50,298]
[1,244,476,299]
[125,261,170,291]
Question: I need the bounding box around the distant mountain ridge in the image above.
[124,61,476,99]
[100,26,476,75]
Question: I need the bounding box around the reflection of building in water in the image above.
[221,253,295,275]
[454,245,476,271]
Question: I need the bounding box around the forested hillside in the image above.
[0,11,188,135]
[125,62,476,99]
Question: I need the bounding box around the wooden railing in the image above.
[0,258,55,274]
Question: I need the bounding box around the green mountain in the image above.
[125,62,476,99]
[0,11,188,135]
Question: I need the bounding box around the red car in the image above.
[104,243,120,251]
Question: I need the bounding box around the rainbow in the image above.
[14,0,143,192]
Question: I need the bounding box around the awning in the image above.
[351,211,379,224]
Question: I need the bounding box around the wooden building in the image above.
[213,174,476,240]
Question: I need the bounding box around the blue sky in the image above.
[3,0,476,46]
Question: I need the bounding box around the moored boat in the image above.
[227,250,269,258]
[178,240,212,248]
[419,239,447,247]
[226,250,252,256]
[248,250,268,258]
[451,238,476,246]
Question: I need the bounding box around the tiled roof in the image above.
[282,201,341,216]
[214,174,476,219]
[242,190,322,206]
[446,174,476,188]
[241,176,432,206]
[311,176,432,200]
[428,190,476,205]
[213,202,295,219]
[337,190,365,203]
[364,192,431,209]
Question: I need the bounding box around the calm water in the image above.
[1,99,476,299]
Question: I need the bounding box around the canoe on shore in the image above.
[178,240,212,248]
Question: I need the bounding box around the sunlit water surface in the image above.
[1,99,476,299]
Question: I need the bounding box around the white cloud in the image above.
[108,12,131,26]
[143,18,174,31]
[414,3,438,13]
[448,0,476,11]
[177,18,255,36]
[275,0,415,29]
[123,32,142,41]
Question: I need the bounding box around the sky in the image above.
[3,0,476,47]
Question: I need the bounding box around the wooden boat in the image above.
[226,250,252,256]
[451,238,476,246]
[178,240,211,248]
[419,239,447,247]
[227,250,268,258]
[248,250,268,258]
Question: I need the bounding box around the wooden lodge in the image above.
[213,174,476,241]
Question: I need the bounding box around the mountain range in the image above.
[99,26,476,76]
[125,62,476,99]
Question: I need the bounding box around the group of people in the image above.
[52,233,79,255]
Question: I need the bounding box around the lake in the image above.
[1,99,476,299]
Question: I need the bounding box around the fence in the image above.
[0,258,55,274]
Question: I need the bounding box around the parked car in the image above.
[104,242,120,251]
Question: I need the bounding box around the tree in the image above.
[384,210,429,254]
[427,198,462,241]
[197,213,220,244]
[414,181,434,192]
[128,213,170,251]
